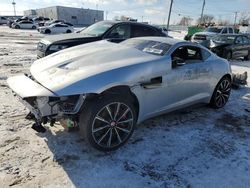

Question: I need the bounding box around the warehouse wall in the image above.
[24,6,104,26]
[35,7,58,20]
[57,6,103,26]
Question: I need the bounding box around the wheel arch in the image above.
[100,85,140,119]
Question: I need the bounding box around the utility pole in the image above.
[200,0,205,25]
[106,11,108,20]
[12,0,16,16]
[234,11,238,26]
[167,0,173,31]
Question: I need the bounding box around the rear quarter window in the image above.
[202,49,211,60]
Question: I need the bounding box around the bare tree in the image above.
[178,16,193,26]
[197,14,214,24]
[238,12,250,26]
[217,19,230,26]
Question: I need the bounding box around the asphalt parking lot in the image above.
[0,26,250,188]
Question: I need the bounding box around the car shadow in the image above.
[33,104,213,187]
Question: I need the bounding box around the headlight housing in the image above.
[49,45,68,51]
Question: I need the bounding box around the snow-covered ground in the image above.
[0,26,249,188]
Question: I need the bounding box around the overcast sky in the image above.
[0,0,250,24]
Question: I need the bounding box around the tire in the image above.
[32,25,36,29]
[79,94,137,151]
[66,30,72,33]
[15,25,20,29]
[210,76,232,109]
[244,51,250,61]
[44,29,51,34]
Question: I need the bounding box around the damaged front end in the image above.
[7,74,86,132]
[20,95,86,132]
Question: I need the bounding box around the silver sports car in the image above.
[7,37,232,151]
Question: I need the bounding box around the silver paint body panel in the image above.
[7,37,232,123]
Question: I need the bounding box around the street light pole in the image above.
[200,0,205,25]
[234,11,238,26]
[12,0,16,16]
[166,0,173,31]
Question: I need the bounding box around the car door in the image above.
[164,45,212,108]
[140,45,212,119]
[104,24,131,43]
[241,36,250,57]
[52,24,61,33]
[233,36,244,58]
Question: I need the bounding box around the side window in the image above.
[107,24,130,39]
[171,46,203,68]
[242,36,249,44]
[235,36,243,44]
[221,28,227,34]
[131,25,157,37]
[228,28,233,34]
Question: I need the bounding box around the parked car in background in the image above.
[8,37,232,151]
[12,20,37,29]
[209,34,250,60]
[37,21,168,58]
[37,17,51,27]
[38,23,74,34]
[44,19,66,26]
[191,26,235,47]
[0,16,7,25]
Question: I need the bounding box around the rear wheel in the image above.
[66,30,72,33]
[79,94,137,151]
[210,77,232,108]
[32,25,36,29]
[45,29,51,34]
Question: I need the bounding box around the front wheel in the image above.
[15,25,20,29]
[210,77,232,109]
[79,95,137,151]
[32,25,36,29]
[66,30,72,33]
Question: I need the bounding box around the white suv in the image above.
[191,26,235,47]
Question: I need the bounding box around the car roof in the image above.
[98,20,160,28]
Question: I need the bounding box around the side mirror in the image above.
[172,57,186,68]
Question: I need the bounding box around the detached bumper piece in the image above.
[232,71,248,89]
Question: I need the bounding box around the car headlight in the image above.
[49,45,68,51]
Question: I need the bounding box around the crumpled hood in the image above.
[31,40,160,94]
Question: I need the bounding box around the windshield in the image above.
[205,27,223,33]
[80,21,115,36]
[121,39,172,56]
[212,35,236,44]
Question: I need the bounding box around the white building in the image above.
[24,6,104,26]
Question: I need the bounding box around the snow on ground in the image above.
[0,26,249,188]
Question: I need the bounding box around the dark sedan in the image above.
[209,34,250,60]
[37,21,167,58]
